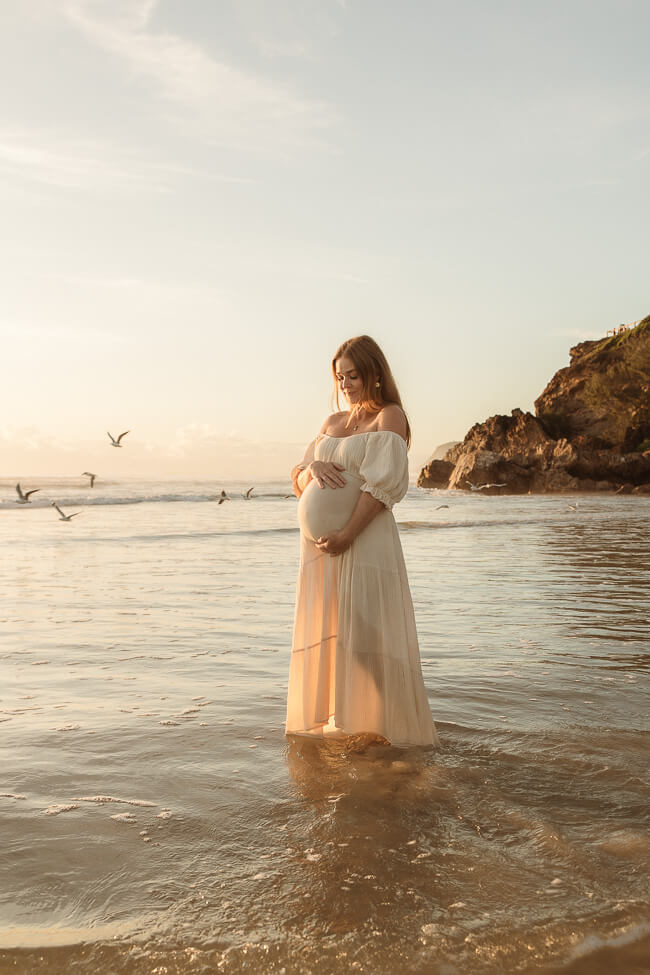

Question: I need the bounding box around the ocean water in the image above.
[1,477,649,975]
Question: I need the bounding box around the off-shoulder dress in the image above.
[285,430,439,748]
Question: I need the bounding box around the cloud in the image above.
[0,131,151,191]
[0,130,254,193]
[0,422,303,477]
[254,36,311,60]
[162,423,302,461]
[59,0,335,153]
[0,425,53,452]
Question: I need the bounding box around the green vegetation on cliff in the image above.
[582,318,650,450]
[534,315,650,451]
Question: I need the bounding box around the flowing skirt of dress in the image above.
[285,505,439,748]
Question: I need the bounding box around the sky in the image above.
[2,0,649,479]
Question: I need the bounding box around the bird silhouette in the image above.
[218,490,230,505]
[51,501,81,521]
[244,487,255,499]
[107,431,130,447]
[82,472,97,488]
[15,483,39,504]
[436,504,449,509]
[466,480,506,491]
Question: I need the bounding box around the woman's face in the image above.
[335,355,363,406]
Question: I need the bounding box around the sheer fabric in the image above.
[286,431,439,748]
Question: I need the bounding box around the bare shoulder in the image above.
[320,411,347,435]
[377,404,407,440]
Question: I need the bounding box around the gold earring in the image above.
[375,381,381,388]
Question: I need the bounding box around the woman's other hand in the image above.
[315,529,351,556]
[309,461,346,489]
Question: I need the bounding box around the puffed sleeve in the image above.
[359,432,409,509]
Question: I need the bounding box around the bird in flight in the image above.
[51,501,81,521]
[107,431,130,447]
[466,480,506,491]
[244,487,255,499]
[436,504,449,509]
[15,483,39,504]
[218,490,230,505]
[82,472,97,487]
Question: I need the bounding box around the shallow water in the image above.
[1,479,649,973]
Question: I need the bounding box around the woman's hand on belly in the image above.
[309,460,346,489]
[315,529,352,556]
[314,491,385,556]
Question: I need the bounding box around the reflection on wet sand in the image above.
[285,734,440,802]
[283,735,447,941]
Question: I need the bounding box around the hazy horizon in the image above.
[0,430,454,481]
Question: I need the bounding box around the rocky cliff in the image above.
[418,316,650,495]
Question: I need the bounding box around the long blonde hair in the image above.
[331,335,411,447]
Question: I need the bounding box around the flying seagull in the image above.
[436,504,449,509]
[466,480,506,491]
[82,472,97,488]
[244,487,255,499]
[218,490,230,505]
[107,430,130,447]
[15,483,39,504]
[51,501,81,522]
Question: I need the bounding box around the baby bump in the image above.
[297,471,363,543]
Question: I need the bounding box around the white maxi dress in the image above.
[285,431,439,748]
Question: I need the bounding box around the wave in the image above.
[1,491,297,510]
[397,517,550,531]
[91,526,301,542]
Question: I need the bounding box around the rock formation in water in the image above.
[418,316,650,494]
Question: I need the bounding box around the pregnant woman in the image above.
[286,335,439,749]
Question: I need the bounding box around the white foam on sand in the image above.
[565,921,650,963]
[0,917,155,949]
[111,812,137,824]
